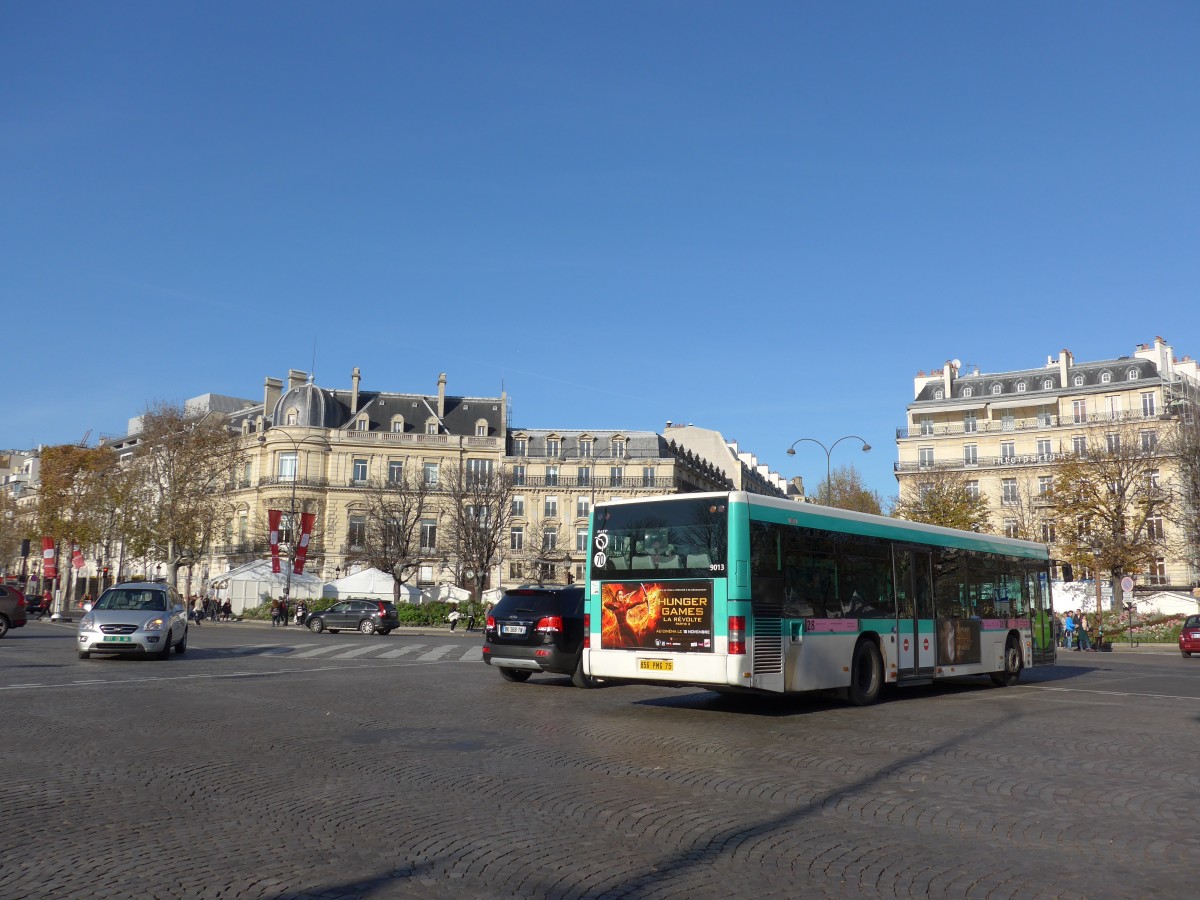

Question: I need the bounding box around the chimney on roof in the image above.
[437,372,447,420]
[1058,349,1072,388]
[264,377,282,418]
[351,367,361,415]
[287,369,307,391]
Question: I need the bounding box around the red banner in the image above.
[268,509,282,574]
[293,512,316,575]
[71,546,86,570]
[42,538,57,579]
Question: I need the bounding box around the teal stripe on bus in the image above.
[746,498,1048,561]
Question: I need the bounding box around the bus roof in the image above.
[594,491,1051,561]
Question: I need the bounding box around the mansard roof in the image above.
[912,356,1161,405]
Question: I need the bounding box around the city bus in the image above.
[584,491,1055,704]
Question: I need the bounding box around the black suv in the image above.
[305,599,399,635]
[483,586,593,687]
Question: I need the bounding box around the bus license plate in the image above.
[639,659,673,672]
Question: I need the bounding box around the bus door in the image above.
[893,546,935,679]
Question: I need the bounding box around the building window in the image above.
[1073,374,1086,387]
[1000,441,1015,460]
[1001,479,1018,504]
[1106,433,1121,453]
[991,384,1002,396]
[642,466,656,486]
[467,458,494,484]
[419,520,437,552]
[610,466,624,485]
[966,480,980,500]
[512,465,526,486]
[1072,435,1087,454]
[545,465,559,487]
[919,417,933,436]
[611,439,626,459]
[510,526,524,551]
[1004,519,1019,538]
[1106,396,1122,420]
[511,496,525,516]
[579,439,593,458]
[388,461,404,484]
[352,459,368,482]
[963,413,977,433]
[1128,368,1141,381]
[1100,371,1112,384]
[542,528,558,551]
[354,418,368,432]
[513,438,527,457]
[1043,378,1054,390]
[423,462,438,486]
[1037,410,1054,427]
[1001,414,1015,431]
[1148,468,1161,488]
[286,410,298,425]
[1072,400,1087,424]
[544,496,558,518]
[546,438,561,457]
[934,389,944,400]
[576,496,590,518]
[1148,557,1167,585]
[963,445,978,466]
[278,451,297,481]
[391,417,404,433]
[1140,430,1157,451]
[419,564,434,584]
[918,447,934,467]
[576,528,589,552]
[425,418,439,435]
[1038,475,1053,495]
[1141,392,1156,416]
[1146,515,1164,541]
[475,421,489,437]
[1016,381,1027,393]
[347,515,367,548]
[508,562,524,580]
[577,466,591,487]
[962,386,974,398]
[1041,523,1056,544]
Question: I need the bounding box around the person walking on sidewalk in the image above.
[1078,611,1094,651]
[448,609,462,631]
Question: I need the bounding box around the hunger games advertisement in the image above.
[599,581,714,652]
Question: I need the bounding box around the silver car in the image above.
[77,582,189,660]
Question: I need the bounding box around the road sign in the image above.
[1120,576,1134,593]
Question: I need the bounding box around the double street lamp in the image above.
[786,435,872,505]
[259,428,303,602]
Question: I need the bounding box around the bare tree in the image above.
[1048,422,1172,606]
[820,465,884,514]
[996,472,1053,542]
[125,403,246,590]
[518,516,572,586]
[891,466,992,532]
[351,468,433,602]
[442,462,516,600]
[1169,399,1200,579]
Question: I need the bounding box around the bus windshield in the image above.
[592,497,728,579]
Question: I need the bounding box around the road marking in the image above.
[377,645,426,658]
[459,647,483,661]
[1028,685,1200,702]
[229,645,279,655]
[292,646,343,658]
[417,645,461,661]
[329,645,386,660]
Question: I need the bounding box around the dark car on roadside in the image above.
[305,598,399,635]
[1180,615,1200,658]
[482,586,593,687]
[0,584,28,638]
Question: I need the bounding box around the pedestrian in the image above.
[271,599,280,627]
[222,599,232,621]
[466,610,476,632]
[1053,613,1063,649]
[279,598,289,626]
[295,599,308,626]
[448,609,461,631]
[1064,610,1076,650]
[1078,611,1093,651]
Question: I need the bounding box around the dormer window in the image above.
[286,408,298,425]
[934,389,944,400]
[1016,382,1027,393]
[513,436,528,456]
[1043,379,1054,390]
[1073,374,1085,386]
[475,420,489,437]
[991,384,1002,395]
[425,418,439,435]
[1128,368,1140,381]
[546,437,561,457]
[962,387,973,398]
[354,418,368,432]
[1100,371,1112,384]
[579,438,593,458]
[611,437,627,458]
[390,416,404,433]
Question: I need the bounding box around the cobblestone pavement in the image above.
[2,622,1199,899]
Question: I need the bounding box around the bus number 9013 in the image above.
[709,563,725,572]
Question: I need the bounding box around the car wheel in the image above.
[1183,651,1192,658]
[308,618,324,634]
[157,631,172,660]
[328,629,340,634]
[498,668,532,683]
[0,615,9,639]
[175,628,188,655]
[359,619,376,635]
[78,650,90,660]
[377,628,391,636]
[571,657,595,689]
[990,637,1023,687]
[847,640,883,706]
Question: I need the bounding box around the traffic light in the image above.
[1061,563,1074,582]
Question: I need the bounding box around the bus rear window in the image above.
[592,498,728,579]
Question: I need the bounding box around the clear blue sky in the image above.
[3,2,1197,502]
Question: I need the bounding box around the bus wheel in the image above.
[991,637,1023,687]
[847,640,883,706]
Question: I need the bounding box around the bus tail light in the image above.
[583,613,590,649]
[728,616,746,655]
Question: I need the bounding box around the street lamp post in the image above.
[786,435,872,505]
[259,429,303,604]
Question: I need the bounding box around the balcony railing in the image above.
[257,475,330,489]
[514,476,675,490]
[897,409,1170,439]
[894,453,1073,473]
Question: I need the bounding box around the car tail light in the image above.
[377,602,387,615]
[486,616,496,632]
[583,613,590,649]
[728,616,746,655]
[535,615,563,634]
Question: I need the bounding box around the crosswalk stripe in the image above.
[292,646,342,658]
[229,645,277,655]
[329,645,385,660]
[416,645,459,661]
[377,645,425,658]
[458,646,483,661]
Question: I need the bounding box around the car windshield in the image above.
[95,589,167,612]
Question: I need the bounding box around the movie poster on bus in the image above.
[937,618,982,665]
[600,581,713,652]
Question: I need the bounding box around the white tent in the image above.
[422,583,472,605]
[212,559,324,615]
[322,567,422,604]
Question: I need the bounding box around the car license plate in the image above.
[105,636,132,643]
[639,659,673,672]
[501,625,527,636]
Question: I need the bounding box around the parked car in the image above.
[77,582,189,659]
[305,599,398,635]
[482,586,593,687]
[0,585,28,638]
[1180,615,1200,658]
[24,591,48,617]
